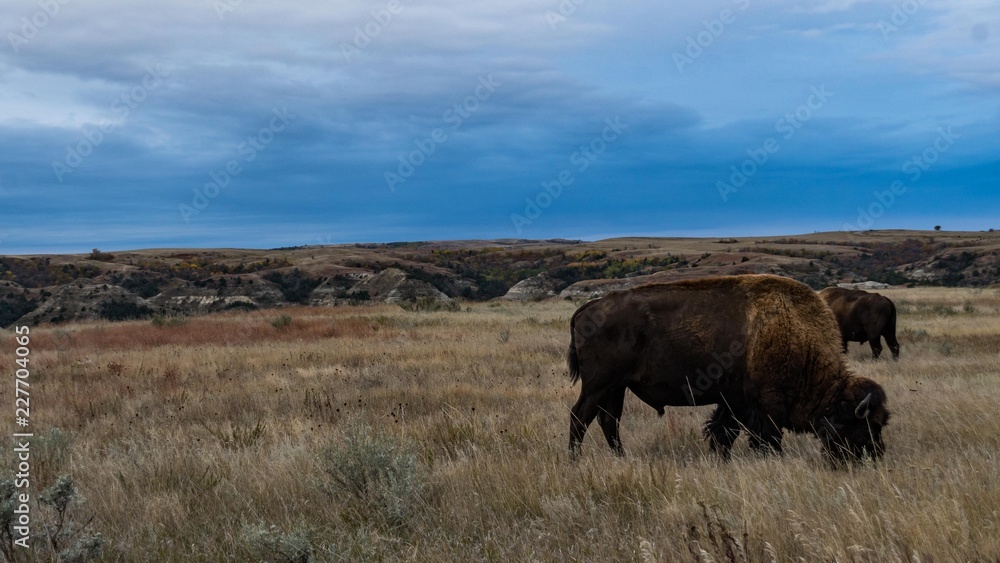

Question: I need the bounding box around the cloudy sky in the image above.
[1,0,997,253]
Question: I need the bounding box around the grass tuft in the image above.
[242,522,314,563]
[270,314,293,329]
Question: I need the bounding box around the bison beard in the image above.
[567,274,890,466]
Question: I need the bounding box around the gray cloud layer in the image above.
[1,0,997,252]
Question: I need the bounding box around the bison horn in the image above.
[855,393,872,419]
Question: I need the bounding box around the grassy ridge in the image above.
[5,288,1000,561]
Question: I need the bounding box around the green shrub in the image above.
[271,314,293,329]
[0,475,104,562]
[53,532,105,563]
[242,522,314,563]
[318,423,425,530]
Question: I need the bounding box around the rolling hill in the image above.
[2,229,999,327]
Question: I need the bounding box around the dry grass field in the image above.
[4,285,1000,561]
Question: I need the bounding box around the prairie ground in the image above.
[4,286,1000,561]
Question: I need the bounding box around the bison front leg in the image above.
[748,427,783,455]
[746,410,783,456]
[704,404,741,460]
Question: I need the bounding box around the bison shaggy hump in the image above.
[567,274,889,466]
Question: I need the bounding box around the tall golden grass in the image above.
[5,288,1000,561]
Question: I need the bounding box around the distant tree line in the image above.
[0,257,102,288]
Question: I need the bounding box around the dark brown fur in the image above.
[567,274,890,464]
[819,287,900,361]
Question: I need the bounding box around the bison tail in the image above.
[567,324,581,385]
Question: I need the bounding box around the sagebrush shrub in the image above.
[242,522,314,563]
[318,423,425,530]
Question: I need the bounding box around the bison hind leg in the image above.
[569,384,627,459]
[704,405,741,460]
[597,386,627,457]
[569,392,600,460]
[868,337,884,360]
[886,334,901,361]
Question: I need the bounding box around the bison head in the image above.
[816,378,890,465]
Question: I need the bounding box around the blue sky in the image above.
[1,0,997,254]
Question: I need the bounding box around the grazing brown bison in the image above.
[567,274,890,465]
[819,286,900,361]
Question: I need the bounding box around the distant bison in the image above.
[819,287,900,361]
[567,274,889,465]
